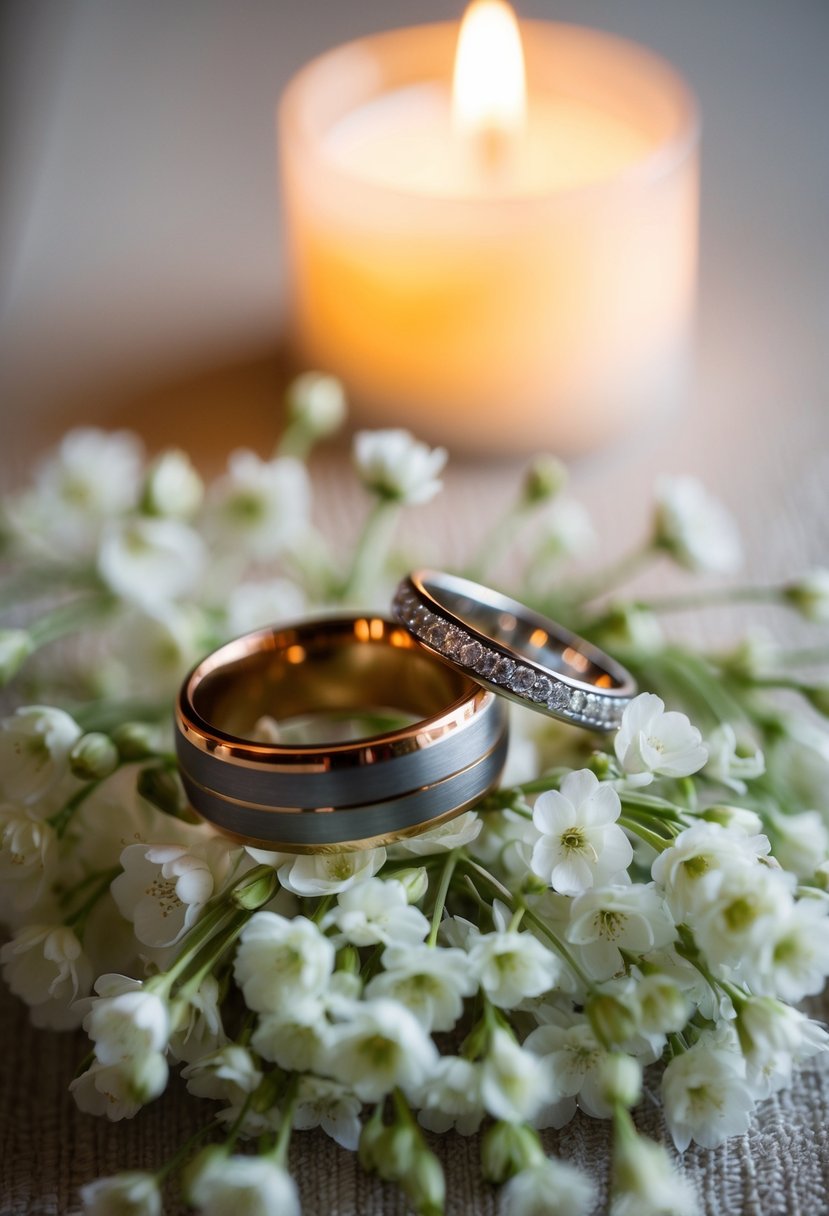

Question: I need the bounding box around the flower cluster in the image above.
[2,377,829,1216]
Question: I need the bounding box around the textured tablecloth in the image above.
[2,381,829,1214]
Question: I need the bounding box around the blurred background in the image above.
[0,0,827,573]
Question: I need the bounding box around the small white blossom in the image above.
[785,568,829,622]
[169,974,227,1064]
[0,803,58,915]
[499,1157,597,1216]
[531,770,632,894]
[286,372,347,439]
[701,804,765,836]
[661,1031,755,1151]
[414,1055,484,1135]
[323,997,438,1101]
[392,810,482,856]
[112,837,234,948]
[270,847,386,897]
[98,516,206,608]
[84,976,171,1064]
[692,866,794,984]
[651,820,772,921]
[0,924,92,1028]
[252,998,334,1072]
[294,1074,362,1150]
[80,1172,161,1216]
[761,896,829,1001]
[468,930,561,1009]
[353,428,447,505]
[770,810,829,878]
[566,884,675,981]
[524,1020,610,1119]
[186,1151,300,1216]
[737,997,828,1098]
[114,604,205,698]
[0,705,81,805]
[70,1055,169,1121]
[142,449,203,519]
[365,944,475,1032]
[614,693,707,787]
[182,1044,262,1106]
[481,1028,556,1124]
[234,912,335,1014]
[704,723,765,794]
[653,475,742,573]
[537,497,597,560]
[611,1134,700,1216]
[324,877,429,948]
[208,450,311,560]
[226,578,305,636]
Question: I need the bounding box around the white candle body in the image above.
[280,22,698,456]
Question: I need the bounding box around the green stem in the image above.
[29,592,115,646]
[65,866,121,935]
[173,908,251,1000]
[427,849,460,946]
[271,1074,300,1168]
[640,585,785,614]
[149,903,240,997]
[618,816,675,852]
[155,1119,218,1182]
[339,500,400,602]
[48,772,119,838]
[277,420,313,460]
[464,506,530,583]
[565,542,657,607]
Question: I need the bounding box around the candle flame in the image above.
[452,0,526,140]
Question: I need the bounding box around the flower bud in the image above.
[358,1109,386,1173]
[111,721,160,761]
[635,973,690,1035]
[588,752,614,780]
[142,449,204,518]
[596,604,663,655]
[586,993,637,1046]
[393,867,429,904]
[182,1146,227,1204]
[374,1123,419,1182]
[232,868,279,910]
[805,686,829,718]
[136,764,186,816]
[0,628,34,685]
[286,372,347,439]
[481,1121,544,1184]
[519,872,549,897]
[701,804,764,835]
[521,455,567,505]
[401,1147,446,1216]
[598,1053,641,1108]
[783,569,829,623]
[69,732,120,781]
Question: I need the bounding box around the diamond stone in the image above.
[412,606,432,633]
[548,682,569,711]
[570,690,587,713]
[530,674,552,703]
[510,666,536,695]
[425,620,450,649]
[476,650,499,678]
[492,656,516,685]
[441,628,464,659]
[459,639,484,667]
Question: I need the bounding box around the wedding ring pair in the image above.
[175,572,636,851]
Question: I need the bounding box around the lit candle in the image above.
[279,2,698,456]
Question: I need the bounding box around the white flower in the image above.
[566,884,675,981]
[614,693,707,787]
[252,998,334,1071]
[234,912,335,1013]
[98,516,206,607]
[113,604,205,698]
[692,866,794,983]
[468,930,561,1008]
[270,847,386,897]
[481,1028,556,1124]
[286,371,347,438]
[661,1031,755,1150]
[80,1172,161,1216]
[186,1151,300,1216]
[294,1074,362,1150]
[524,1020,610,1119]
[325,877,429,947]
[392,810,482,855]
[653,474,742,573]
[761,896,829,1001]
[142,449,204,518]
[770,810,829,878]
[499,1158,597,1216]
[169,974,227,1064]
[737,997,828,1098]
[70,1055,169,1121]
[322,998,438,1101]
[536,497,597,561]
[353,429,447,505]
[85,976,171,1064]
[703,723,765,794]
[226,578,305,636]
[634,973,691,1037]
[530,770,632,894]
[0,924,92,1028]
[611,1134,700,1216]
[182,1045,262,1106]
[414,1055,484,1135]
[651,821,772,921]
[0,803,57,915]
[784,568,829,622]
[112,837,234,948]
[28,428,144,553]
[365,944,475,1031]
[209,450,311,559]
[0,705,81,805]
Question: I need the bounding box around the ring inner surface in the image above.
[423,579,620,689]
[192,625,471,744]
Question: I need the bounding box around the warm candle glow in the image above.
[452,0,526,140]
